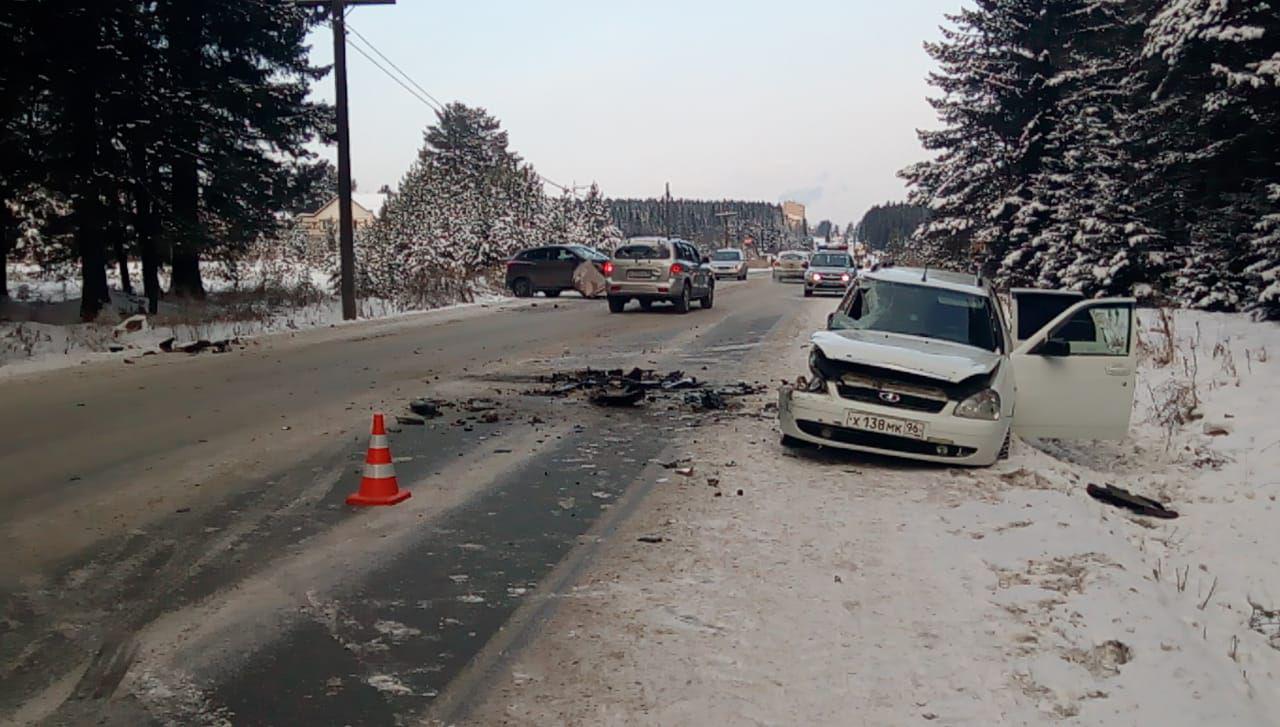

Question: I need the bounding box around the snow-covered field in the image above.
[1,262,510,377]
[469,306,1280,725]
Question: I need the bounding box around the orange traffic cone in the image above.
[346,413,411,506]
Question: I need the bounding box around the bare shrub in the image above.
[1147,307,1177,367]
[1248,599,1280,651]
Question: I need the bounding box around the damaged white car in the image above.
[778,267,1136,466]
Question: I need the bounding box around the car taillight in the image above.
[812,272,822,282]
[603,261,614,276]
[670,263,684,276]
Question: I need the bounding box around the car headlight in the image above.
[805,348,829,392]
[954,389,1001,420]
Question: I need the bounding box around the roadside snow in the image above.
[467,306,1280,725]
[2,262,512,377]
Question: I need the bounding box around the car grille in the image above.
[796,420,976,458]
[835,384,947,413]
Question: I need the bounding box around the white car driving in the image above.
[708,249,749,280]
[778,267,1136,466]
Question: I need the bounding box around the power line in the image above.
[341,25,583,198]
[345,35,441,112]
[346,23,446,110]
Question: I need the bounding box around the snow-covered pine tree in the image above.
[1003,0,1161,296]
[355,103,576,306]
[581,183,614,248]
[901,0,1067,273]
[1142,0,1280,317]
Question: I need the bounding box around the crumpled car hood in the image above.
[812,329,1000,383]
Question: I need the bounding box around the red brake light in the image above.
[669,262,684,276]
[603,261,614,276]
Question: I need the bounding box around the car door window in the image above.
[554,248,579,262]
[524,248,550,262]
[1012,289,1086,343]
[1050,305,1131,356]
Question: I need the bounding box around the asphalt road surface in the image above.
[0,274,824,725]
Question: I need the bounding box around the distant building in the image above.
[782,200,806,230]
[296,193,386,242]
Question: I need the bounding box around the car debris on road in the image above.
[532,367,765,413]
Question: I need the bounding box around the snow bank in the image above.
[1,262,510,377]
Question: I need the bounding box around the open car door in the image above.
[1010,296,1137,440]
[1009,288,1084,346]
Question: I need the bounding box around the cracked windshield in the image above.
[2,1,1278,725]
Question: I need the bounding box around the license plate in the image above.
[626,269,653,280]
[844,411,927,440]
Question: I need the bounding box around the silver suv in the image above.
[606,238,714,313]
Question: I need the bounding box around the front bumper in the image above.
[773,268,806,280]
[777,385,1005,466]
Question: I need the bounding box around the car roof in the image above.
[862,266,989,296]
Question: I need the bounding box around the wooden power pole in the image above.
[297,0,395,320]
[714,211,738,250]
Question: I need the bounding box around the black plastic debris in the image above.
[637,535,666,544]
[396,415,426,426]
[591,385,646,407]
[409,399,444,418]
[685,389,727,410]
[1086,483,1179,519]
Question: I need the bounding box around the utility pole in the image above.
[297,0,395,320]
[714,211,738,250]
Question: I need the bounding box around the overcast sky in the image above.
[307,0,959,225]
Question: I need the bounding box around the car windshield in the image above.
[810,253,850,268]
[780,253,805,261]
[711,250,742,261]
[829,279,1001,352]
[614,243,669,260]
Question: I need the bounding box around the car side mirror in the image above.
[701,255,710,264]
[1035,337,1070,357]
[826,312,835,329]
[802,261,809,269]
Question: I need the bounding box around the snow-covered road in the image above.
[464,305,1280,726]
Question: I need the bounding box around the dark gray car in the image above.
[804,251,856,297]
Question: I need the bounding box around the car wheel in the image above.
[544,289,561,298]
[803,288,813,297]
[673,285,690,314]
[512,278,533,298]
[607,296,626,313]
[700,285,714,309]
[738,271,747,281]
